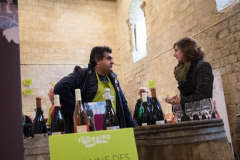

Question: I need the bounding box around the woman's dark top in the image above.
[179,59,214,109]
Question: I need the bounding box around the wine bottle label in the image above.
[52,132,61,135]
[107,126,119,130]
[142,123,147,126]
[54,95,60,106]
[142,93,147,102]
[105,88,111,100]
[77,125,89,133]
[190,117,193,121]
[75,89,81,101]
[156,120,165,125]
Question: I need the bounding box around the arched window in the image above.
[215,0,239,12]
[128,0,147,63]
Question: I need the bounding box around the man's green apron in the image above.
[92,71,117,113]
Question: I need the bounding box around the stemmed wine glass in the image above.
[200,98,213,119]
[193,101,202,120]
[173,104,183,122]
[185,102,194,120]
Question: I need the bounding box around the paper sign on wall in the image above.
[23,79,32,85]
[148,79,155,89]
[23,89,32,95]
[49,128,138,160]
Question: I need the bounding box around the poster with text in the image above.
[212,68,233,152]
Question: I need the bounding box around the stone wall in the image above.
[18,0,121,118]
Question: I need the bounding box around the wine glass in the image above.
[173,105,183,122]
[205,98,213,119]
[193,101,202,120]
[200,99,207,119]
[185,102,194,120]
[164,92,173,102]
[201,99,212,119]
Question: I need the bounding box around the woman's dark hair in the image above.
[89,46,112,67]
[173,37,205,62]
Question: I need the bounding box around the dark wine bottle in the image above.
[151,88,164,124]
[51,95,65,135]
[104,88,119,130]
[73,89,89,133]
[142,93,150,126]
[33,97,47,134]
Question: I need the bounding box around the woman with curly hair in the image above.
[166,37,214,110]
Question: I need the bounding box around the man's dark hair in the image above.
[89,46,112,67]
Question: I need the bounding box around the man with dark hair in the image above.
[54,46,138,133]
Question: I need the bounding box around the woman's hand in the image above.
[165,96,175,103]
[166,95,181,105]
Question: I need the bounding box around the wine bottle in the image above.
[104,88,119,130]
[73,89,89,133]
[151,88,164,124]
[33,97,47,134]
[51,95,65,135]
[142,93,150,126]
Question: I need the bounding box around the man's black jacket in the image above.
[54,64,138,133]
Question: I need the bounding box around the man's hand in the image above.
[236,113,240,117]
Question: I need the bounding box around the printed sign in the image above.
[148,79,155,89]
[49,128,138,160]
[212,69,233,152]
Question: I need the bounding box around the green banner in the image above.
[49,128,138,160]
[23,89,32,95]
[23,79,32,85]
[148,79,155,89]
